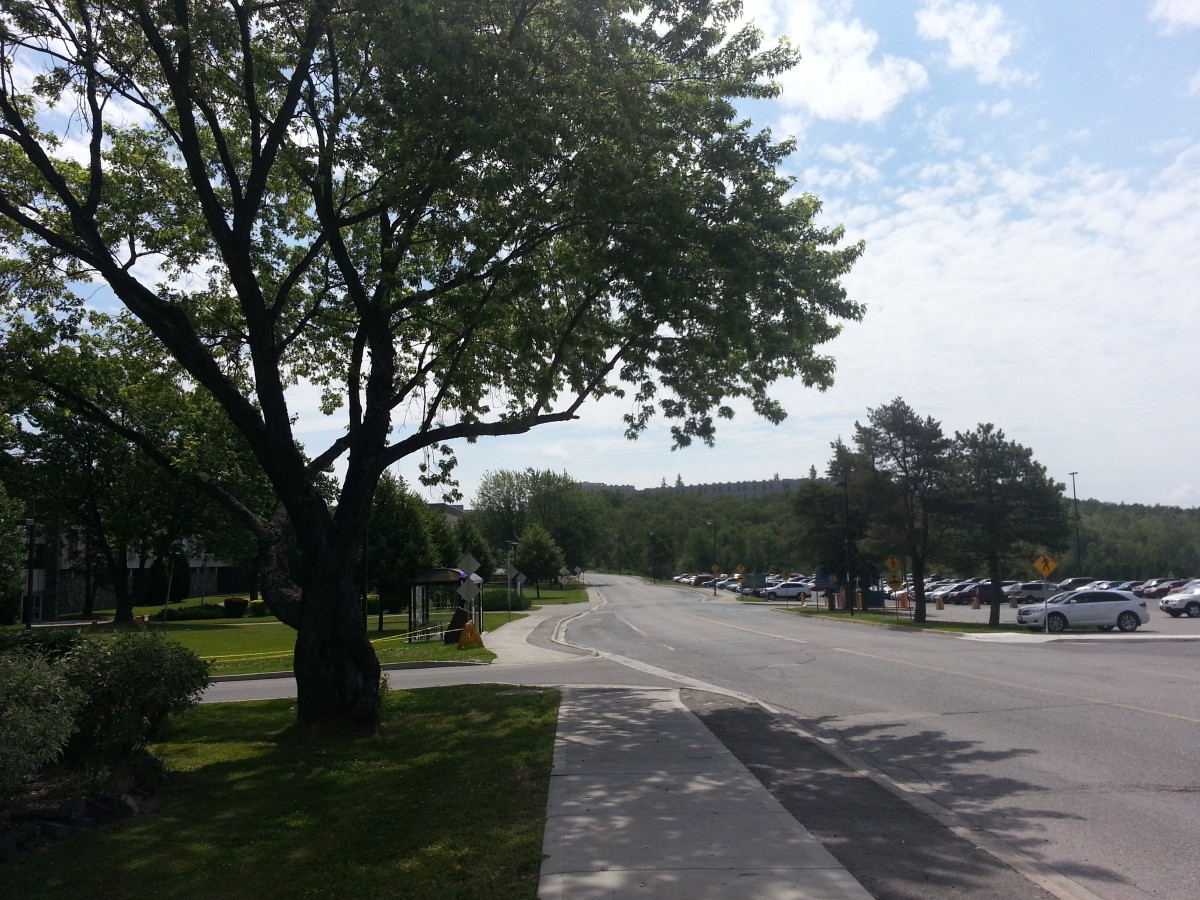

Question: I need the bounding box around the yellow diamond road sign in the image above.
[736,564,746,574]
[1033,554,1057,577]
[884,554,902,571]
[886,575,903,590]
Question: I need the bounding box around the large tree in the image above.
[0,0,862,726]
[945,424,1068,626]
[852,399,950,622]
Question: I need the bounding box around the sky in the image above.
[371,0,1200,508]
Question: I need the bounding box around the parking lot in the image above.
[809,597,1200,636]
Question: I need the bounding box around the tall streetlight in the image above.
[705,520,717,596]
[648,532,655,582]
[836,480,852,615]
[1068,471,1082,574]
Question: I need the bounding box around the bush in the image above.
[223,596,249,617]
[0,651,85,792]
[0,626,86,661]
[62,631,212,762]
[479,587,532,612]
[0,586,20,626]
[248,598,268,617]
[155,603,229,621]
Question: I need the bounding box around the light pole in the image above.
[648,532,655,582]
[705,520,717,596]
[836,480,852,615]
[1068,471,1082,574]
[505,539,518,621]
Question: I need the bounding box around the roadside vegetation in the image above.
[1,685,560,899]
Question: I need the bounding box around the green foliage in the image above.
[515,524,566,596]
[61,631,212,762]
[367,473,438,610]
[479,587,532,612]
[474,469,604,570]
[0,0,862,724]
[248,598,268,617]
[154,604,230,621]
[0,651,85,791]
[0,626,85,660]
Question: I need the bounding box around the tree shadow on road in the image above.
[684,691,1129,900]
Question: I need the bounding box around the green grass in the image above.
[524,585,588,605]
[153,616,521,676]
[782,606,1023,633]
[1,685,560,899]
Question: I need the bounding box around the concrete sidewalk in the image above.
[539,686,872,899]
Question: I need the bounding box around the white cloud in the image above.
[1149,0,1200,33]
[916,0,1032,87]
[756,0,928,123]
[1189,68,1200,95]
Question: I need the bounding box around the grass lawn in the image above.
[2,685,560,899]
[149,614,532,676]
[519,585,589,606]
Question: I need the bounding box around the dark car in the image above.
[1142,578,1189,600]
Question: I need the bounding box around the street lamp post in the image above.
[1068,471,1082,574]
[705,520,717,596]
[837,480,853,615]
[648,532,655,583]
[505,540,518,621]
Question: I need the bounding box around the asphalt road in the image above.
[206,576,1200,899]
[568,576,1200,900]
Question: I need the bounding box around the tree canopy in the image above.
[0,0,862,725]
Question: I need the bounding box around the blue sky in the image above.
[284,1,1194,508]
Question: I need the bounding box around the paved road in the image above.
[570,576,1200,900]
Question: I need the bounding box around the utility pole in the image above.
[1068,471,1082,573]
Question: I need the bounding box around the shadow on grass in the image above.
[4,685,559,900]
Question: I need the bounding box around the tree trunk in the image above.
[292,542,381,729]
[911,554,927,623]
[987,551,1003,628]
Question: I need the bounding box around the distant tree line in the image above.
[469,401,1198,626]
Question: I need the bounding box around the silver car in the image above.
[1159,584,1200,618]
[1017,589,1149,633]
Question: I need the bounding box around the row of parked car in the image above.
[672,573,821,600]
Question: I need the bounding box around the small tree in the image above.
[515,525,566,599]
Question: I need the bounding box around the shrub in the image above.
[248,598,268,617]
[0,626,86,660]
[62,631,212,762]
[479,587,531,612]
[155,603,228,621]
[223,596,249,617]
[0,651,85,791]
[0,586,20,626]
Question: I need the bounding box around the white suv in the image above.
[1159,584,1200,617]
[1017,590,1149,632]
[764,580,812,601]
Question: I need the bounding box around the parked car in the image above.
[946,582,1007,605]
[1004,580,1062,603]
[1017,590,1148,632]
[1057,576,1097,592]
[1159,585,1200,617]
[1142,578,1189,600]
[764,580,812,601]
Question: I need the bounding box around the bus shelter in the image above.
[407,567,470,643]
